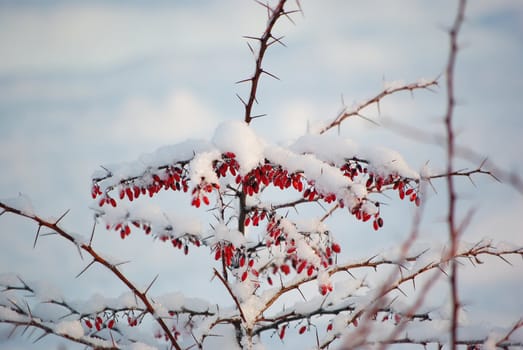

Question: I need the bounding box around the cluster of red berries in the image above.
[92,165,190,208]
[319,282,334,296]
[191,182,219,208]
[244,208,269,227]
[92,151,421,262]
[263,218,341,285]
[84,315,115,332]
[350,202,384,231]
[239,256,260,283]
[213,242,238,267]
[154,320,181,341]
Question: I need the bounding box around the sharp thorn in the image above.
[261,69,280,80]
[33,225,42,249]
[144,274,159,295]
[54,209,70,225]
[75,260,95,279]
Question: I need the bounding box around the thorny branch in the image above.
[0,202,183,350]
[445,1,467,349]
[319,79,439,135]
[239,0,299,124]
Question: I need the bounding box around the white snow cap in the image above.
[212,121,265,174]
[55,320,84,338]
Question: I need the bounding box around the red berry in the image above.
[85,319,93,328]
[107,319,115,329]
[192,197,201,208]
[299,326,307,334]
[280,264,291,275]
[297,260,307,273]
[331,243,341,253]
[279,325,286,339]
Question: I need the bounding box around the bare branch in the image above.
[319,79,439,134]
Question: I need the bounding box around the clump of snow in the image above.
[239,294,265,328]
[278,218,321,266]
[290,133,419,180]
[92,139,214,188]
[1,193,34,216]
[290,134,358,165]
[292,297,324,316]
[211,223,247,247]
[212,121,265,174]
[55,320,84,338]
[265,145,356,200]
[0,306,27,323]
[383,80,406,91]
[189,150,221,185]
[363,146,419,179]
[417,77,434,85]
[126,342,158,350]
[31,279,63,302]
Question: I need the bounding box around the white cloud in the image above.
[114,89,219,145]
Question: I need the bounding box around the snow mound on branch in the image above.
[92,139,214,188]
[55,320,84,338]
[189,150,221,184]
[290,134,358,164]
[363,146,419,179]
[0,193,34,216]
[211,223,247,247]
[290,133,419,179]
[212,121,265,174]
[127,343,158,350]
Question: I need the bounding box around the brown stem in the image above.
[243,0,288,124]
[0,202,182,350]
[444,1,466,349]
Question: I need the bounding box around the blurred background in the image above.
[1,0,522,348]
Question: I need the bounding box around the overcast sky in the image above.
[1,1,522,349]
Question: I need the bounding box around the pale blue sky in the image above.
[1,1,522,349]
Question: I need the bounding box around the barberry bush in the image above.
[1,1,522,349]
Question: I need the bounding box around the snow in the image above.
[92,139,214,189]
[99,202,203,239]
[0,193,34,216]
[265,145,358,202]
[290,133,419,179]
[240,294,265,328]
[290,134,358,165]
[189,150,221,185]
[362,146,419,179]
[211,223,247,247]
[383,79,405,91]
[0,305,28,323]
[126,342,158,350]
[55,320,84,338]
[212,121,265,175]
